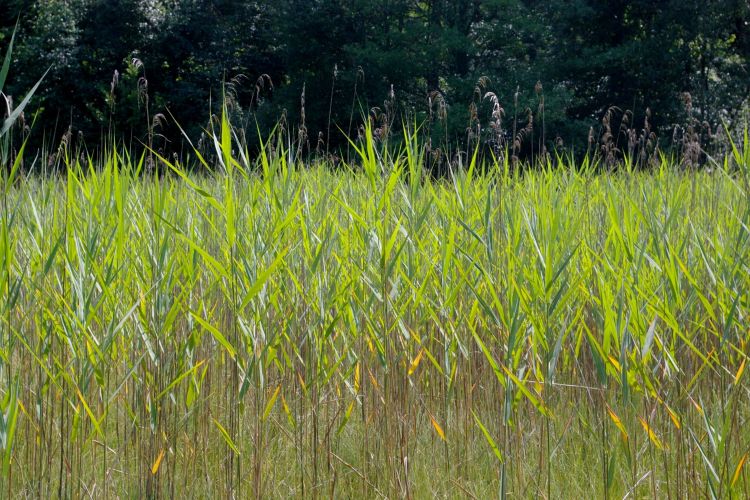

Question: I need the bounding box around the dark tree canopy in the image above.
[2,0,748,159]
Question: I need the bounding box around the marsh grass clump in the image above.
[0,106,749,498]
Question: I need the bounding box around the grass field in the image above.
[1,121,750,498]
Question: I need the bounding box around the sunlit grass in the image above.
[1,118,749,498]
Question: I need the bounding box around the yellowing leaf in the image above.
[608,356,621,372]
[732,453,747,487]
[639,417,666,450]
[664,404,681,430]
[430,415,446,441]
[408,349,424,376]
[606,405,628,441]
[75,387,103,438]
[689,396,704,416]
[735,358,746,385]
[151,449,165,475]
[281,393,296,428]
[262,386,281,422]
[368,370,379,391]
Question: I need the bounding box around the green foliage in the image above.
[0,123,749,496]
[1,0,749,159]
[1,21,46,169]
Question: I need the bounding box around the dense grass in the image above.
[1,121,750,498]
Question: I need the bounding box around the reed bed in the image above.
[1,120,749,498]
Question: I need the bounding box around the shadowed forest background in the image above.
[1,0,750,160]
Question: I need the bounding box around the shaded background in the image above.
[1,0,749,160]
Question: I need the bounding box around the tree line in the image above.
[1,0,749,162]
